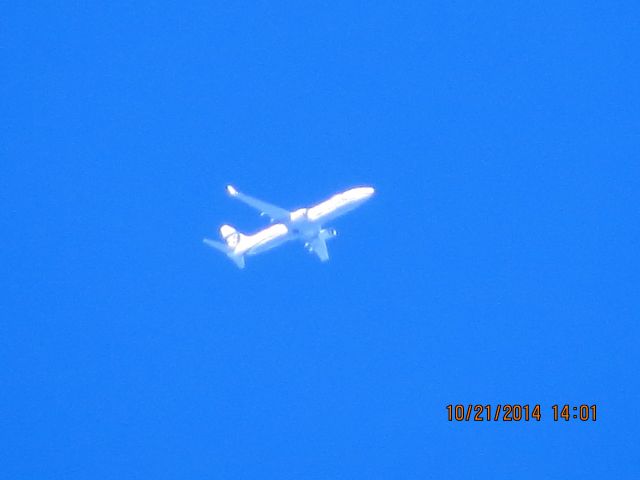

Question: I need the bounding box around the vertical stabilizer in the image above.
[219,224,242,249]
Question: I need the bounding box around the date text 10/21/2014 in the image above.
[446,404,597,422]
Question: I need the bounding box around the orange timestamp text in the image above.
[446,404,597,422]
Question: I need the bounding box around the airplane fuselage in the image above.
[286,187,375,240]
[235,223,291,257]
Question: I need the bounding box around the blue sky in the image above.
[3,1,639,478]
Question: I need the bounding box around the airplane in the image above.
[203,184,375,268]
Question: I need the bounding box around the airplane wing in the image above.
[226,185,290,221]
[307,236,330,262]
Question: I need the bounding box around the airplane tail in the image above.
[219,224,244,249]
[203,224,246,269]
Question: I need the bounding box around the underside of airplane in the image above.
[203,184,374,268]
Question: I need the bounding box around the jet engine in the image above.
[319,228,337,240]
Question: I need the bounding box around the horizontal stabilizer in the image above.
[203,238,227,253]
[229,254,245,269]
[203,238,246,269]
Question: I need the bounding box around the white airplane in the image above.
[203,185,375,268]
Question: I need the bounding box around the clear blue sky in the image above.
[3,2,639,478]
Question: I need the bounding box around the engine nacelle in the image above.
[319,228,337,240]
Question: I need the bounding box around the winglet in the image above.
[226,185,238,197]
